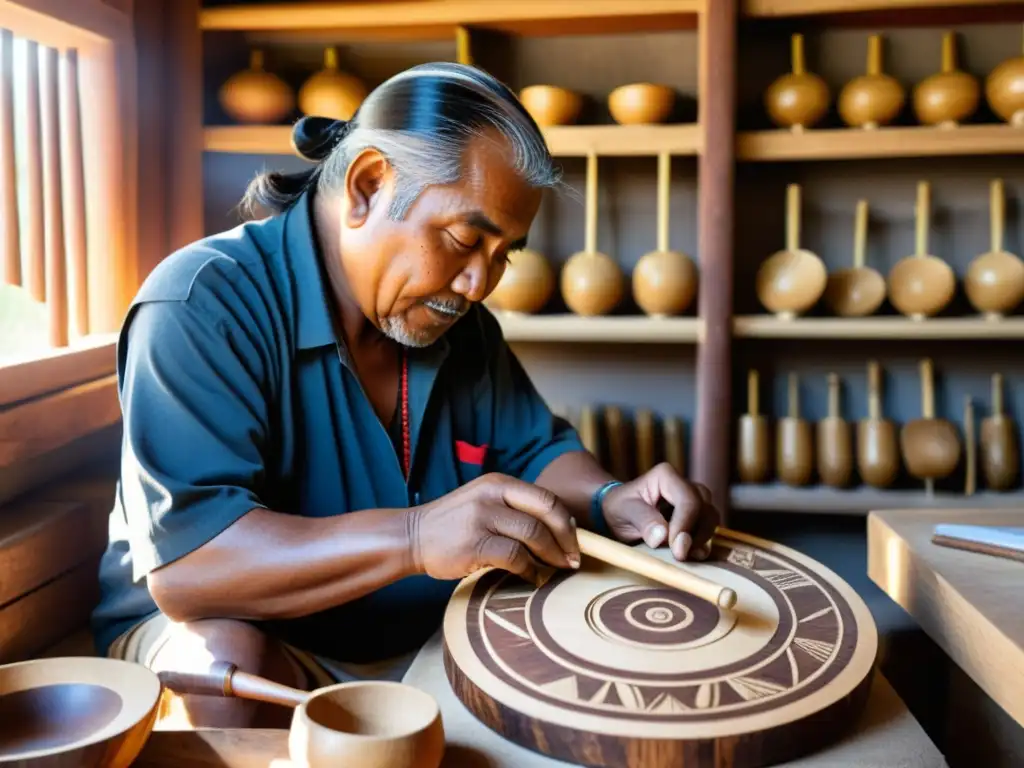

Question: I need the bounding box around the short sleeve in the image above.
[479,310,586,483]
[117,286,270,582]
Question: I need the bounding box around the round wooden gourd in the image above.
[488,248,555,314]
[298,47,368,121]
[218,49,295,125]
[443,528,878,768]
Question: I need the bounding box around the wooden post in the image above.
[693,0,737,521]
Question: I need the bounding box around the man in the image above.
[91,63,720,728]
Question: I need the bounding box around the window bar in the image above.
[0,29,19,287]
[41,44,67,347]
[22,39,45,304]
[60,47,87,338]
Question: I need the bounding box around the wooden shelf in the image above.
[733,316,1024,340]
[494,313,704,343]
[742,0,1024,21]
[198,1,701,39]
[737,125,1024,162]
[204,124,702,158]
[730,484,1024,514]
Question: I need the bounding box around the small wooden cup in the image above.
[777,372,813,486]
[519,85,583,126]
[857,361,900,488]
[817,373,853,488]
[737,369,771,483]
[608,83,675,125]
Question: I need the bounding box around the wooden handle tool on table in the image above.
[575,528,737,609]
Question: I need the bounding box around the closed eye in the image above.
[445,231,478,252]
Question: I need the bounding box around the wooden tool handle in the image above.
[158,662,308,708]
[788,372,800,419]
[964,395,976,496]
[635,409,657,475]
[747,369,760,416]
[657,152,671,252]
[853,199,868,268]
[921,358,935,419]
[585,152,598,254]
[605,405,630,480]
[941,31,956,74]
[575,528,737,609]
[867,360,882,420]
[866,34,882,76]
[992,372,1004,416]
[324,46,339,70]
[785,184,801,252]
[249,49,265,71]
[579,405,600,457]
[791,33,805,76]
[827,373,840,419]
[991,178,1005,253]
[455,25,473,65]
[664,416,686,477]
[915,181,929,257]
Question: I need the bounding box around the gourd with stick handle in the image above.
[986,25,1024,127]
[899,358,961,495]
[887,181,955,320]
[765,34,830,133]
[817,373,852,488]
[857,361,899,488]
[633,152,697,317]
[561,153,623,316]
[838,34,905,130]
[965,178,1024,320]
[777,372,813,487]
[737,369,770,484]
[981,373,1020,491]
[913,31,979,129]
[823,199,885,317]
[756,184,827,319]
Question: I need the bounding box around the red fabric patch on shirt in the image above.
[455,440,488,465]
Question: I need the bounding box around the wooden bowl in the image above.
[632,249,698,316]
[824,267,886,317]
[519,85,583,126]
[561,251,624,316]
[887,257,956,319]
[607,83,675,125]
[219,49,295,125]
[288,681,444,768]
[756,249,828,319]
[298,47,368,121]
[0,657,162,766]
[488,248,555,314]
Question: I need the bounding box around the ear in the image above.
[343,148,391,228]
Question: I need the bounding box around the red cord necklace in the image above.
[399,347,410,480]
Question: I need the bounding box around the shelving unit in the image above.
[194,0,1024,520]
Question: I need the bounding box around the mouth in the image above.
[421,299,467,324]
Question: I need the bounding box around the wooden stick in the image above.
[657,151,670,252]
[866,34,882,77]
[941,31,955,75]
[853,199,868,269]
[788,371,799,419]
[916,181,929,258]
[747,369,759,416]
[828,372,840,419]
[964,395,976,496]
[576,528,737,609]
[867,360,881,421]
[455,25,472,66]
[786,183,800,252]
[791,33,805,76]
[921,358,934,420]
[993,372,1004,417]
[585,152,597,254]
[991,178,1004,254]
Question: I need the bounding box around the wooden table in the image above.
[867,507,1024,731]
[135,628,947,767]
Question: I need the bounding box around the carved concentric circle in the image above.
[443,529,878,744]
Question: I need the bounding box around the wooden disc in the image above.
[442,528,877,768]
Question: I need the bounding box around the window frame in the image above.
[0,0,138,401]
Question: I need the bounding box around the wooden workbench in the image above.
[135,628,947,767]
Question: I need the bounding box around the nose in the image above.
[451,254,490,304]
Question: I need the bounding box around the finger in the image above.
[476,533,539,584]
[488,506,574,570]
[651,465,703,561]
[608,498,668,549]
[485,475,580,568]
[686,483,721,561]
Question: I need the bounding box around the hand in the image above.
[599,463,721,562]
[407,473,581,583]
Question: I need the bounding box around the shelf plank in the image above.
[203,124,702,158]
[198,1,702,38]
[494,313,704,343]
[733,316,1024,340]
[742,0,1024,18]
[731,484,1024,514]
[737,125,1024,162]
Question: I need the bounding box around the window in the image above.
[0,0,136,381]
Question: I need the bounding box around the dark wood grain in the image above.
[693,0,737,519]
[444,639,874,768]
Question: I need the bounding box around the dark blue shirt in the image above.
[90,189,584,661]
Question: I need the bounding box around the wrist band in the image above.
[589,480,621,537]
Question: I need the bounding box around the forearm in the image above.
[146,506,417,623]
[534,450,617,530]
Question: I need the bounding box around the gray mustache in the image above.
[422,298,468,317]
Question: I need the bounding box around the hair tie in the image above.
[291,116,352,162]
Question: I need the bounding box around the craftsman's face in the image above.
[337,132,542,347]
